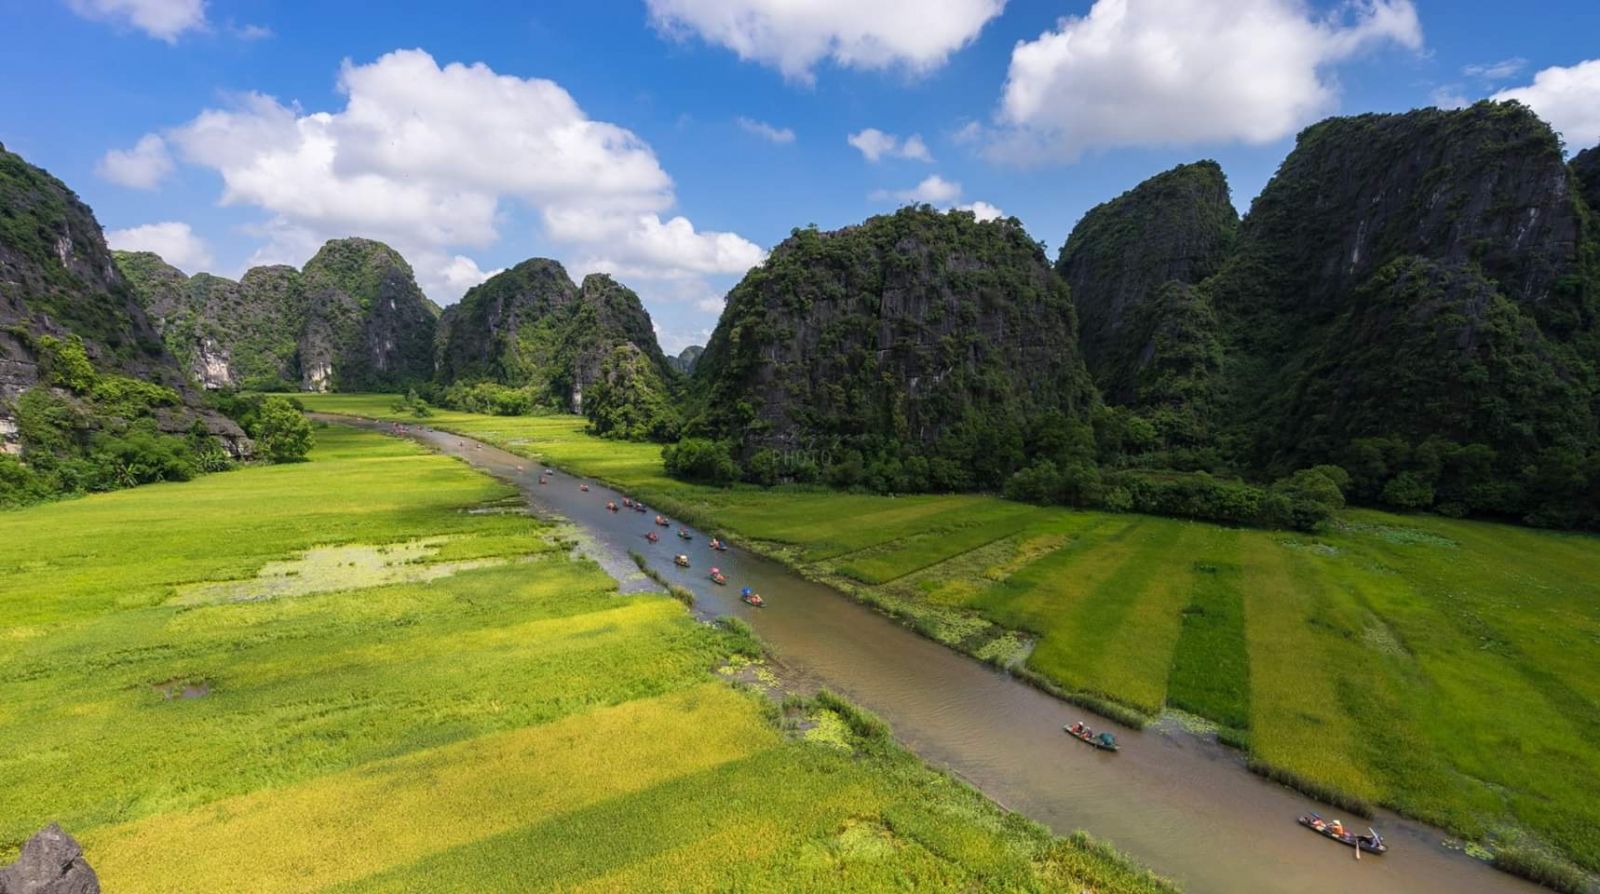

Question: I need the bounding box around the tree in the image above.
[253,396,313,463]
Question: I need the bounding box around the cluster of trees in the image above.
[1,336,311,509]
[662,404,1347,531]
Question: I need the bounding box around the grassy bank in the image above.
[302,394,1600,882]
[0,423,1174,892]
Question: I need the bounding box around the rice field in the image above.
[300,394,1600,877]
[0,423,1172,893]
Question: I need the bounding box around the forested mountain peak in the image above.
[1056,160,1238,406]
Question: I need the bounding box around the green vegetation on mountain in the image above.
[1053,103,1600,530]
[0,143,251,507]
[1056,161,1237,408]
[116,252,305,390]
[0,423,1174,894]
[691,206,1099,493]
[302,394,1600,884]
[434,260,678,438]
[116,238,437,394]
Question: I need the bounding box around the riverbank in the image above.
[300,394,1600,891]
[0,425,1176,892]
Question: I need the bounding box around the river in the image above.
[332,417,1541,894]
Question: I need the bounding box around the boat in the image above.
[677,529,693,541]
[655,516,670,526]
[709,538,729,551]
[645,532,659,543]
[709,568,727,585]
[606,501,618,512]
[1298,815,1387,854]
[674,555,690,568]
[1063,722,1119,751]
[580,484,590,492]
[538,477,548,486]
[740,587,764,607]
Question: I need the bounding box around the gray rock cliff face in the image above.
[0,824,99,894]
[0,143,246,453]
[1056,160,1238,404]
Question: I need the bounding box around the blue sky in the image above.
[3,0,1599,352]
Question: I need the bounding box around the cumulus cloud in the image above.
[736,117,796,143]
[956,200,1005,222]
[645,0,1006,82]
[1493,59,1600,150]
[846,128,933,162]
[990,0,1423,163]
[66,0,206,42]
[119,49,763,302]
[871,174,962,204]
[106,221,213,271]
[95,133,174,189]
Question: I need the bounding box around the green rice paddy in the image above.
[301,394,1600,877]
[0,423,1172,892]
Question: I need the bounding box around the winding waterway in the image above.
[330,417,1540,894]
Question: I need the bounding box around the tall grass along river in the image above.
[314,404,1565,894]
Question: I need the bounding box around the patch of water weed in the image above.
[173,538,520,605]
[1338,521,1459,548]
[803,708,854,750]
[1277,538,1341,557]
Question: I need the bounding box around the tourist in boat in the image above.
[674,554,690,567]
[645,531,659,543]
[606,501,618,511]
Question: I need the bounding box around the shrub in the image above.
[253,396,314,463]
[663,438,738,485]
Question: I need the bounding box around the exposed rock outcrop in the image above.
[0,143,246,453]
[1056,160,1237,404]
[0,824,99,894]
[1574,144,1600,218]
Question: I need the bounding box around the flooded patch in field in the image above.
[154,678,212,700]
[171,538,516,605]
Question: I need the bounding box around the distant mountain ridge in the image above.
[117,238,438,393]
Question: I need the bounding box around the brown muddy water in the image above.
[332,417,1542,894]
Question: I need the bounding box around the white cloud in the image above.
[847,128,933,162]
[1493,59,1600,150]
[1463,57,1526,81]
[956,200,1005,222]
[95,133,174,189]
[106,221,214,272]
[871,174,962,204]
[439,255,503,297]
[645,0,1005,82]
[229,22,273,40]
[66,0,207,42]
[134,49,763,303]
[695,295,726,313]
[1429,86,1470,110]
[991,0,1423,163]
[737,117,796,143]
